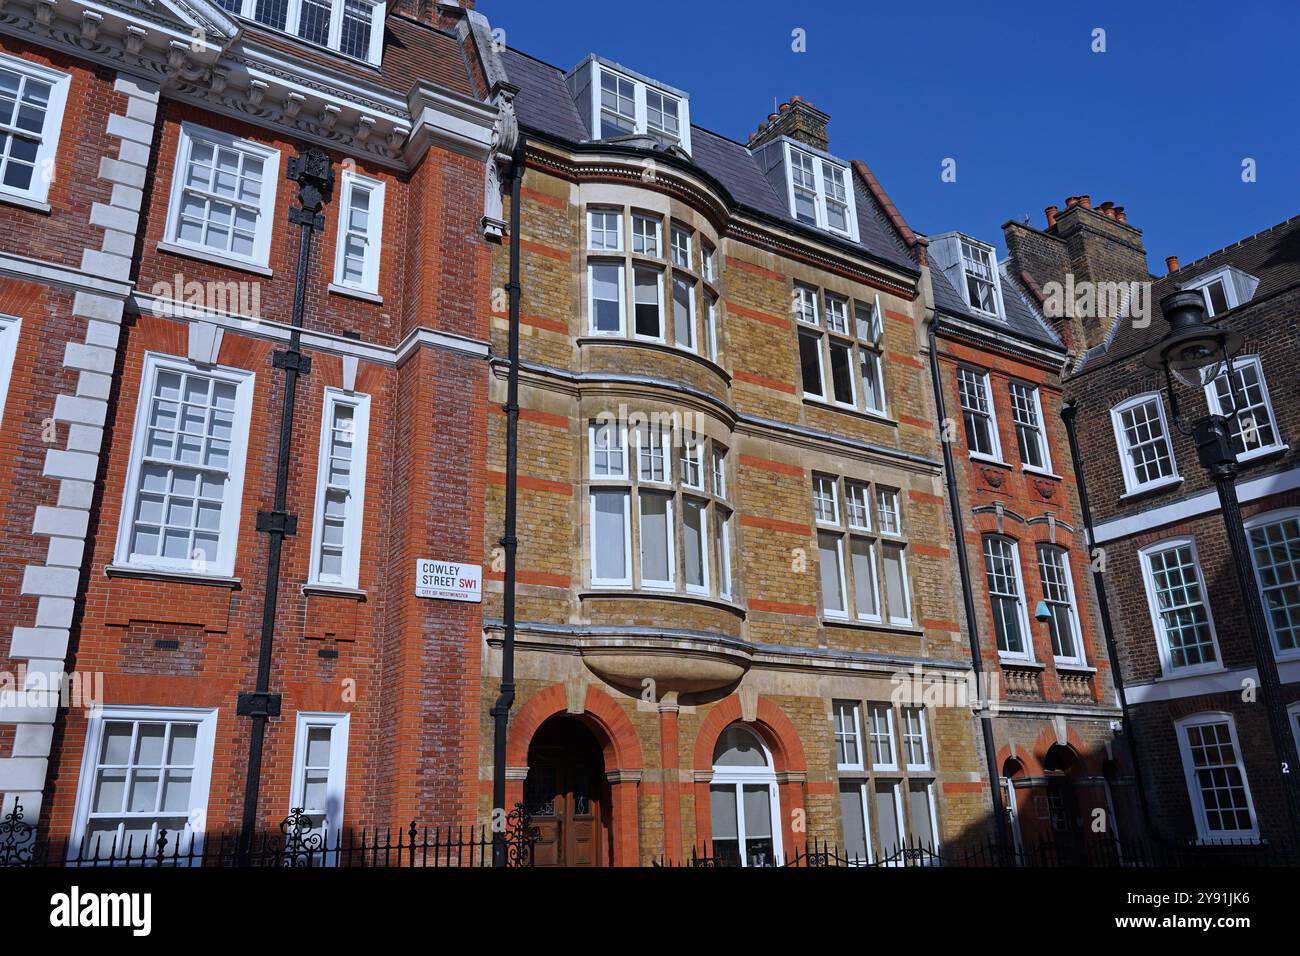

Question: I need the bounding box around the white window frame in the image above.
[587,260,626,336]
[959,237,1004,318]
[1111,393,1181,496]
[331,170,385,296]
[984,535,1034,662]
[782,141,859,240]
[1244,508,1300,662]
[0,314,20,432]
[1204,355,1285,462]
[222,0,386,65]
[587,207,624,252]
[631,213,661,257]
[0,53,71,206]
[1139,537,1223,677]
[670,223,692,269]
[901,706,930,771]
[114,352,255,578]
[840,779,875,865]
[164,123,281,270]
[70,705,218,864]
[873,779,907,865]
[1175,712,1258,843]
[631,266,665,343]
[288,711,350,846]
[833,700,864,771]
[1182,266,1255,318]
[1009,381,1053,474]
[638,490,676,590]
[589,420,627,480]
[589,63,692,152]
[709,726,784,866]
[868,704,897,772]
[588,488,633,588]
[1037,544,1087,667]
[1290,702,1300,763]
[308,388,371,589]
[957,366,1004,463]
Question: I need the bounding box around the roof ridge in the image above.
[1172,211,1300,274]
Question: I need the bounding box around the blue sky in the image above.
[484,0,1299,270]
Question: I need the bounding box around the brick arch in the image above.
[997,742,1044,777]
[505,683,644,866]
[692,695,808,859]
[506,683,644,771]
[1031,723,1102,776]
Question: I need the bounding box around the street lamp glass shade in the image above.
[1143,290,1243,388]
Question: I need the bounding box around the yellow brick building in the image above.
[480,50,991,865]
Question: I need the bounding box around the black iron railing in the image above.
[0,799,537,868]
[652,833,1294,868]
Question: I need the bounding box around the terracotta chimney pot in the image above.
[1166,256,1180,273]
[1045,205,1059,229]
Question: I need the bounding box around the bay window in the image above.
[588,422,732,598]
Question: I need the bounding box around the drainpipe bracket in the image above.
[272,350,312,375]
[288,207,326,230]
[236,691,282,718]
[256,510,299,536]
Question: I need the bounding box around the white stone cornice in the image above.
[405,79,498,162]
[0,251,134,298]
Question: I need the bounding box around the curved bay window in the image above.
[584,206,721,364]
[588,420,733,599]
[709,724,782,866]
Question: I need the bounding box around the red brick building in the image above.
[1014,197,1300,847]
[0,0,513,855]
[925,223,1136,857]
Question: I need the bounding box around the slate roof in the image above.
[926,245,1064,352]
[1078,212,1300,372]
[497,48,920,276]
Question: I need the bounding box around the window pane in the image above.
[1149,545,1217,669]
[634,268,661,338]
[818,532,844,614]
[840,783,869,861]
[874,782,901,857]
[710,785,738,840]
[882,544,908,623]
[592,491,628,581]
[984,537,1025,654]
[683,498,706,589]
[851,538,878,619]
[799,332,823,396]
[1120,399,1174,486]
[639,493,671,585]
[589,264,623,334]
[829,341,854,404]
[908,782,935,850]
[672,277,694,348]
[1248,517,1300,654]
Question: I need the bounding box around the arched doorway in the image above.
[524,716,609,867]
[1043,744,1083,862]
[708,724,782,867]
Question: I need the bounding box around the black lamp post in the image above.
[1143,289,1300,845]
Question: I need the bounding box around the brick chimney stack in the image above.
[392,0,474,29]
[748,95,831,152]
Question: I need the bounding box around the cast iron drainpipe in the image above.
[926,319,1012,859]
[1061,399,1155,839]
[491,136,526,867]
[236,149,334,862]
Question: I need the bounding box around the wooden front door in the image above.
[524,717,606,867]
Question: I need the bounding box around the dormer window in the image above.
[1183,266,1260,318]
[216,0,385,64]
[961,239,1000,316]
[782,143,858,240]
[573,58,692,152]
